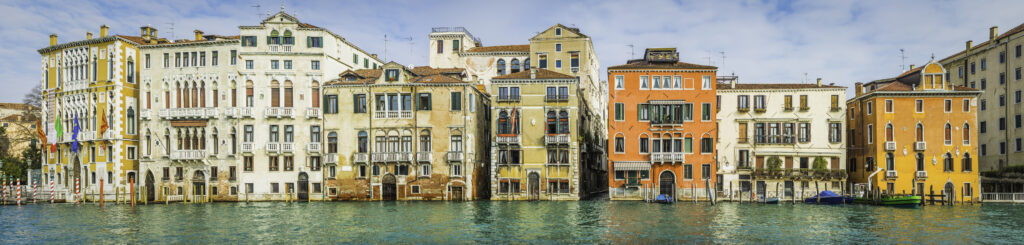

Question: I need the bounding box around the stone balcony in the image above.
[307,143,321,154]
[545,134,570,145]
[353,153,368,163]
[496,135,521,145]
[241,143,255,153]
[373,111,412,119]
[447,151,464,162]
[306,108,322,119]
[325,153,339,164]
[416,152,432,162]
[140,109,151,120]
[650,152,685,164]
[266,143,280,153]
[160,108,217,119]
[225,107,255,118]
[265,107,295,118]
[280,143,294,153]
[171,150,206,161]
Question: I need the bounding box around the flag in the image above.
[99,108,108,148]
[71,114,80,153]
[35,120,46,147]
[55,112,62,141]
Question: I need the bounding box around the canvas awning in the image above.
[614,161,651,171]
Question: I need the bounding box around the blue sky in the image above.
[1,0,1023,102]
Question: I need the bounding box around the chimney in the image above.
[86,32,92,39]
[990,26,998,41]
[816,77,822,87]
[909,64,915,70]
[100,25,109,37]
[855,82,863,97]
[194,30,204,41]
[530,69,537,79]
[966,40,973,50]
[730,78,736,89]
[49,34,57,46]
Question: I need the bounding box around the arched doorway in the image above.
[297,172,309,201]
[146,171,155,202]
[382,174,397,201]
[944,182,955,203]
[528,172,540,201]
[659,171,675,197]
[192,171,206,198]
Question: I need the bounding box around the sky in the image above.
[1,0,1023,102]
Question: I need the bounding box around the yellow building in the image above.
[847,61,982,203]
[38,25,143,200]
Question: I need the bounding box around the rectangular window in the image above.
[348,94,360,113]
[1016,115,1021,128]
[700,137,713,154]
[614,137,624,153]
[702,76,711,90]
[417,93,432,110]
[308,37,322,48]
[867,101,873,114]
[829,123,842,143]
[230,50,237,65]
[702,164,711,180]
[241,36,257,47]
[450,92,462,111]
[211,51,218,66]
[244,156,253,171]
[944,99,952,112]
[614,103,624,121]
[637,104,649,121]
[144,54,150,69]
[916,100,924,113]
[738,95,749,110]
[1017,67,1022,81]
[640,76,649,89]
[538,53,548,69]
[753,95,765,110]
[614,75,624,89]
[885,100,893,113]
[245,60,253,70]
[800,95,808,110]
[684,165,693,179]
[271,60,279,69]
[284,60,292,69]
[701,103,711,121]
[311,60,320,70]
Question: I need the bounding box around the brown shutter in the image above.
[177,86,182,108]
[312,88,320,108]
[232,88,237,107]
[831,157,839,170]
[213,89,218,107]
[146,92,151,109]
[271,87,280,107]
[784,157,793,169]
[165,91,170,108]
[756,156,764,169]
[284,88,293,107]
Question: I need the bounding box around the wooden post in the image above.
[99,178,104,207]
[131,178,136,207]
[815,182,820,204]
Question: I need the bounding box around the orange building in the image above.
[607,48,718,200]
[847,60,982,202]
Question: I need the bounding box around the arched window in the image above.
[191,82,198,108]
[916,123,924,142]
[270,81,280,107]
[944,153,954,171]
[270,30,280,45]
[230,127,237,154]
[212,128,219,154]
[126,107,135,134]
[916,153,924,171]
[885,153,894,170]
[330,132,340,153]
[181,82,189,108]
[524,58,530,70]
[282,30,294,45]
[498,111,510,135]
[496,59,506,75]
[283,81,293,107]
[885,123,893,142]
[146,130,152,155]
[944,123,952,145]
[510,59,520,73]
[165,129,171,155]
[558,110,569,134]
[311,81,320,108]
[354,132,364,153]
[546,111,557,134]
[200,82,206,107]
[962,153,972,172]
[962,123,970,145]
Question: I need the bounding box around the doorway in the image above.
[146,171,155,202]
[659,171,675,197]
[382,174,397,201]
[944,182,955,203]
[192,170,206,198]
[297,172,309,201]
[528,172,540,200]
[450,186,464,201]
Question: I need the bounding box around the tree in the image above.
[766,156,782,173]
[813,157,828,174]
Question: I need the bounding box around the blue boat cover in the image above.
[655,194,673,202]
[813,191,840,198]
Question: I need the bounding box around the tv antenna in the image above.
[164,22,175,40]
[252,3,262,21]
[720,51,726,67]
[626,44,635,59]
[899,48,908,72]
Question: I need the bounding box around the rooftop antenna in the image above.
[803,72,809,84]
[720,51,726,68]
[164,22,175,40]
[899,48,907,72]
[252,3,262,21]
[384,34,388,62]
[626,44,635,59]
[704,50,713,66]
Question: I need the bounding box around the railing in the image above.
[497,95,520,102]
[545,134,571,145]
[372,153,387,163]
[571,67,579,73]
[265,107,294,118]
[352,153,367,163]
[325,153,338,164]
[373,110,413,119]
[79,131,94,141]
[915,141,927,151]
[306,107,321,118]
[241,143,254,153]
[307,143,321,153]
[140,109,151,119]
[280,143,294,153]
[754,135,796,144]
[269,45,291,52]
[981,193,1024,203]
[266,143,279,153]
[915,171,928,179]
[159,108,217,119]
[885,170,898,179]
[496,135,520,144]
[170,150,206,160]
[650,152,685,163]
[166,195,184,202]
[395,152,412,162]
[417,152,432,162]
[447,151,463,162]
[235,107,254,118]
[885,141,897,151]
[545,94,569,102]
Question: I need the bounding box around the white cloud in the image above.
[0,0,1021,101]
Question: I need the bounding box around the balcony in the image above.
[571,67,580,73]
[265,107,295,118]
[496,135,521,145]
[885,141,897,151]
[545,94,570,102]
[915,141,927,151]
[885,170,898,179]
[372,153,388,163]
[241,143,254,153]
[915,171,928,179]
[373,110,413,119]
[268,45,293,52]
[447,151,464,162]
[306,107,322,119]
[266,143,280,153]
[353,153,368,163]
[140,109,151,120]
[754,135,796,145]
[496,95,520,102]
[170,150,206,161]
[325,153,338,164]
[830,106,841,112]
[545,134,571,145]
[236,107,254,118]
[394,152,412,162]
[416,152,432,162]
[737,107,750,113]
[79,131,94,141]
[650,152,685,164]
[280,143,294,153]
[307,143,321,154]
[160,108,217,119]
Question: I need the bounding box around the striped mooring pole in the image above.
[74,178,80,204]
[17,178,21,206]
[32,181,37,203]
[49,180,54,203]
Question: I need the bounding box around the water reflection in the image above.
[0,202,1021,244]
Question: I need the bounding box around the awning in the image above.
[614,161,651,171]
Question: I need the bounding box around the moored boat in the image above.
[881,195,922,207]
[759,197,780,204]
[804,191,854,204]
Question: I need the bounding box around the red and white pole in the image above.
[17,178,22,206]
[74,178,80,204]
[50,180,54,203]
[33,181,37,203]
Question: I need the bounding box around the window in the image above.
[126,107,136,134]
[436,40,443,53]
[538,53,548,69]
[700,137,713,154]
[701,103,711,121]
[614,103,624,121]
[347,94,360,113]
[450,92,462,111]
[271,60,279,69]
[614,136,624,153]
[639,136,649,153]
[798,123,811,143]
[981,121,987,134]
[981,58,987,70]
[417,93,431,110]
[829,123,841,143]
[1001,72,1007,85]
[245,60,253,70]
[640,76,649,89]
[866,101,873,114]
[244,156,253,171]
[230,50,237,65]
[496,59,506,75]
[637,104,649,121]
[452,39,459,51]
[885,153,895,171]
[1017,115,1022,128]
[944,99,952,112]
[1001,51,1006,64]
[311,60,320,70]
[1001,117,1007,130]
[753,95,765,111]
[1001,142,1007,155]
[420,164,432,177]
[570,52,579,68]
[702,76,711,90]
[555,60,562,68]
[1017,67,1022,80]
[144,54,150,69]
[1018,139,1024,152]
[944,153,954,172]
[684,165,693,179]
[867,124,874,144]
[738,95,749,110]
[884,100,893,113]
[308,36,322,48]
[1017,44,1022,58]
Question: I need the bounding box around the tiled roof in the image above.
[493,69,575,80]
[414,74,462,83]
[465,44,530,53]
[411,66,464,76]
[326,69,382,85]
[869,81,977,92]
[717,83,846,90]
[0,103,34,111]
[608,61,717,70]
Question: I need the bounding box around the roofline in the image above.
[138,39,240,49]
[38,35,138,54]
[846,89,982,102]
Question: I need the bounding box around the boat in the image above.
[881,195,922,207]
[804,191,855,204]
[653,194,674,204]
[758,197,780,204]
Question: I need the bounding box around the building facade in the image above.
[941,24,1024,171]
[717,78,848,201]
[0,103,39,158]
[606,48,718,201]
[847,61,981,202]
[38,25,142,200]
[322,62,489,200]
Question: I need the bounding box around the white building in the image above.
[716,78,848,201]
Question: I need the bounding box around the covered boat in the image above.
[654,194,674,204]
[881,195,922,207]
[804,191,854,204]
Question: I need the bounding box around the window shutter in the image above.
[353,94,359,113]
[267,36,271,44]
[307,37,311,48]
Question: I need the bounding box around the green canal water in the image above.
[1,201,1022,244]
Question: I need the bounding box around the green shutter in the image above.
[685,138,693,153]
[307,37,311,48]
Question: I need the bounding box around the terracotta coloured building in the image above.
[607,48,718,200]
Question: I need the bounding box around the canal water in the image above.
[1,201,1022,244]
